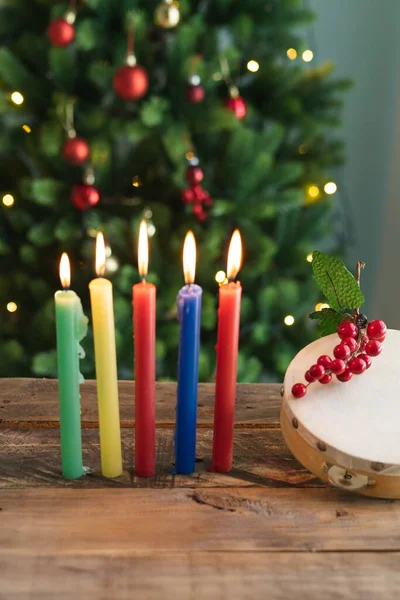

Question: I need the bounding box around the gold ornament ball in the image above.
[155,1,180,29]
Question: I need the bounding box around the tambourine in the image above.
[281,329,400,498]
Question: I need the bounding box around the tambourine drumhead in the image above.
[283,329,400,467]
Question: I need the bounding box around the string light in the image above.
[247,60,259,72]
[324,181,337,195]
[185,151,195,161]
[298,144,308,155]
[308,185,319,199]
[284,315,295,326]
[287,48,297,60]
[143,208,153,219]
[106,256,119,273]
[306,253,313,263]
[105,246,112,258]
[7,302,17,313]
[11,91,24,105]
[315,302,330,311]
[215,270,226,284]
[132,176,141,187]
[147,223,156,237]
[22,124,31,133]
[302,50,314,63]
[2,194,14,207]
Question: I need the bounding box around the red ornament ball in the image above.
[62,137,90,166]
[348,356,367,375]
[292,383,307,398]
[192,204,207,221]
[186,84,205,104]
[186,165,204,185]
[113,65,149,101]
[333,343,351,360]
[337,321,358,340]
[330,359,346,375]
[225,95,247,120]
[342,336,358,353]
[71,184,100,211]
[337,368,353,383]
[319,373,332,385]
[365,339,382,357]
[192,184,206,204]
[367,319,387,340]
[317,355,332,369]
[309,364,325,380]
[181,188,194,204]
[47,18,75,47]
[358,353,372,369]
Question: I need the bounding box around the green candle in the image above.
[55,253,88,479]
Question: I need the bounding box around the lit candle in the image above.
[212,230,243,473]
[89,233,123,478]
[133,221,156,477]
[55,253,88,479]
[175,231,202,475]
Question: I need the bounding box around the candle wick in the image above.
[62,285,70,292]
[141,276,146,284]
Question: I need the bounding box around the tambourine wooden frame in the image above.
[281,330,400,499]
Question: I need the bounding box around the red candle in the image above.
[132,221,156,477]
[212,230,242,473]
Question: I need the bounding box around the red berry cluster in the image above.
[181,164,213,221]
[291,319,387,399]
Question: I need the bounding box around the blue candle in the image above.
[175,232,202,475]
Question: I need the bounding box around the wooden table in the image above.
[1,379,399,599]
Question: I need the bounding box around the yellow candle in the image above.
[89,233,122,478]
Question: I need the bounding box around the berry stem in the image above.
[353,261,365,320]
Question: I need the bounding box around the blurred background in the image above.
[1,0,397,382]
[310,0,400,325]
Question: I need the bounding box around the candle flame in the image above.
[138,220,149,278]
[59,253,71,289]
[183,231,196,284]
[95,232,106,276]
[227,229,242,280]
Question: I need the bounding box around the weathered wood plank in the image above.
[1,487,399,553]
[1,552,399,600]
[0,379,281,427]
[0,428,319,489]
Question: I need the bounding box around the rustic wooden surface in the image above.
[0,379,399,599]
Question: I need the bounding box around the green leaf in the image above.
[310,308,342,336]
[39,122,63,157]
[32,350,57,377]
[312,251,364,311]
[54,218,80,242]
[30,179,65,206]
[27,222,54,247]
[75,20,99,51]
[140,97,170,128]
[19,244,36,264]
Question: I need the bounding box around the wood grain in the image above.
[0,487,399,553]
[1,552,399,600]
[0,379,281,428]
[0,428,319,489]
[0,378,398,600]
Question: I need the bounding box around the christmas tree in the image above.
[0,0,349,381]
